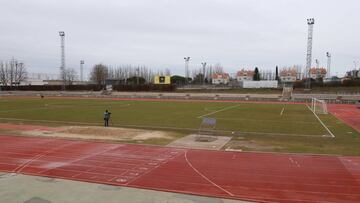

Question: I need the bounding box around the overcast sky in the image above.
[0,0,359,78]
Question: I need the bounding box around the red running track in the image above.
[328,104,360,133]
[0,135,359,203]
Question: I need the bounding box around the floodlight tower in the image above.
[184,57,190,85]
[59,31,65,74]
[305,18,315,89]
[315,59,320,69]
[80,60,84,82]
[326,52,331,78]
[59,31,66,89]
[201,62,207,85]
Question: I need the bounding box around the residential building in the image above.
[236,69,254,81]
[280,68,297,82]
[309,67,327,80]
[212,73,230,85]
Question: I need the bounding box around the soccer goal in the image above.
[311,98,328,114]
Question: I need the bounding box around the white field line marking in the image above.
[307,105,335,138]
[280,107,285,116]
[197,104,241,118]
[184,151,234,197]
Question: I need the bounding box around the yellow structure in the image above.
[154,76,171,84]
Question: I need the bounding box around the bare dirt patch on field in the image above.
[23,126,173,142]
[225,139,279,151]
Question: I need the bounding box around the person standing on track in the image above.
[103,110,111,127]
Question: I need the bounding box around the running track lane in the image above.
[328,104,360,133]
[0,135,359,203]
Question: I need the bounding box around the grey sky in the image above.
[0,0,359,78]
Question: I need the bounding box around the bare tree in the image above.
[106,65,155,84]
[164,68,171,76]
[213,63,224,74]
[0,59,27,86]
[90,64,108,85]
[13,61,27,85]
[0,62,8,85]
[63,68,77,85]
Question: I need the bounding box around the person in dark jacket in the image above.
[104,110,111,127]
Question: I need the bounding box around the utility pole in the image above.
[326,52,331,78]
[136,67,140,85]
[59,31,66,90]
[305,18,315,89]
[80,60,84,83]
[184,57,190,85]
[201,62,206,85]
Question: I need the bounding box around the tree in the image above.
[63,68,77,85]
[0,59,27,86]
[90,64,108,85]
[253,67,260,81]
[171,75,186,85]
[213,63,224,74]
[275,66,279,81]
[192,73,205,84]
[0,62,8,86]
[13,61,27,85]
[126,76,145,85]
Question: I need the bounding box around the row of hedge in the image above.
[0,84,177,92]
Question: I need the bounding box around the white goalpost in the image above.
[311,98,328,114]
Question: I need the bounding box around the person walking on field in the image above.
[104,110,111,127]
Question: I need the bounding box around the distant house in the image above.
[280,68,297,82]
[212,73,230,85]
[309,67,327,80]
[236,69,254,81]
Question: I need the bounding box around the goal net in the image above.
[311,98,328,114]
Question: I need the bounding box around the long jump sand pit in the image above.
[0,123,176,144]
[27,126,173,142]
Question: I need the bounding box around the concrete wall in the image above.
[240,81,278,88]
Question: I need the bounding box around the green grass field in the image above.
[0,97,359,155]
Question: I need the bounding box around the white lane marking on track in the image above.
[38,145,120,174]
[307,105,335,138]
[197,104,241,118]
[13,141,78,173]
[184,150,234,197]
[122,149,184,186]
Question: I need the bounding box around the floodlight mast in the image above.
[59,31,66,89]
[80,60,84,82]
[326,52,331,78]
[184,57,190,85]
[305,18,314,89]
[201,62,206,85]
